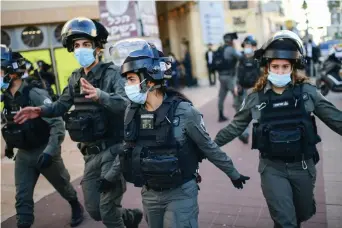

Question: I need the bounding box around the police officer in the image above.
[214,30,342,228]
[22,60,58,101]
[1,48,83,228]
[36,60,56,86]
[234,35,261,144]
[112,39,250,228]
[36,60,58,101]
[214,32,241,122]
[13,17,142,228]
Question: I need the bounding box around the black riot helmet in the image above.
[254,30,306,69]
[223,32,238,44]
[241,35,257,48]
[61,17,109,52]
[1,47,27,91]
[1,46,26,76]
[111,39,172,84]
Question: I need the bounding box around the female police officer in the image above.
[214,30,342,228]
[1,48,83,228]
[111,39,250,228]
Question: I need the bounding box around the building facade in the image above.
[1,0,286,93]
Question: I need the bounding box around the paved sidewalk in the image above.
[1,80,342,227]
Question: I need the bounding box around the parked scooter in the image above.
[316,44,342,96]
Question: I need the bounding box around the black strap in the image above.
[95,62,114,89]
[155,96,184,126]
[126,103,140,125]
[155,100,173,126]
[19,86,33,107]
[292,84,302,100]
[81,139,119,155]
[74,62,114,93]
[132,144,143,184]
[258,84,304,106]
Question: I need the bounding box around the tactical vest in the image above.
[237,55,260,88]
[1,86,50,150]
[64,63,124,143]
[214,46,238,72]
[122,95,200,190]
[251,84,321,162]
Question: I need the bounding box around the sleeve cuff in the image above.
[39,105,48,117]
[43,144,56,156]
[97,88,109,105]
[229,169,241,180]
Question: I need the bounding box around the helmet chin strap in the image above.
[138,72,162,93]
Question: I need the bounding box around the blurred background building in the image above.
[1,0,337,93]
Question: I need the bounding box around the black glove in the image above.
[231,174,250,189]
[36,153,53,169]
[97,178,114,193]
[5,147,14,159]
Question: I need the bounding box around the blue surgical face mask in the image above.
[124,82,149,104]
[267,71,292,87]
[0,76,10,91]
[74,48,96,67]
[244,48,253,55]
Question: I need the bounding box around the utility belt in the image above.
[218,70,235,76]
[78,139,121,156]
[64,109,108,143]
[146,177,195,192]
[260,153,313,163]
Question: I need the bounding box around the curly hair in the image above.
[253,65,311,92]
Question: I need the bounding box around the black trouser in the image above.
[207,65,216,85]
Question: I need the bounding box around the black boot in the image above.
[123,208,143,228]
[218,111,228,122]
[69,200,84,227]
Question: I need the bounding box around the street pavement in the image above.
[1,79,342,228]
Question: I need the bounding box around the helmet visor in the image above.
[61,17,97,38]
[109,38,156,66]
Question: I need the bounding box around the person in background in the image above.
[168,52,181,89]
[304,38,320,77]
[205,43,216,86]
[182,39,197,87]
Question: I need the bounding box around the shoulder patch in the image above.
[173,116,180,126]
[43,98,52,104]
[302,92,309,101]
